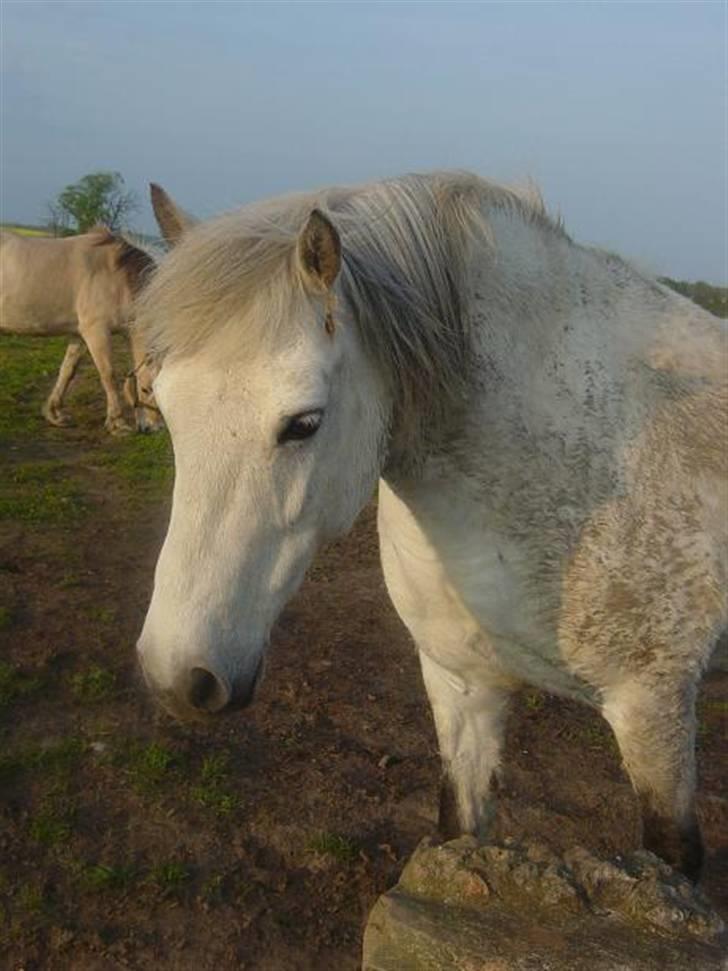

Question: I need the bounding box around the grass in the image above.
[69,664,117,703]
[123,741,177,793]
[306,832,360,864]
[83,604,116,626]
[0,605,15,630]
[0,737,85,785]
[0,661,45,709]
[73,859,191,898]
[0,335,70,440]
[78,863,137,893]
[0,460,86,525]
[0,224,50,237]
[97,430,174,498]
[15,883,48,915]
[191,751,239,817]
[147,862,190,895]
[28,802,75,847]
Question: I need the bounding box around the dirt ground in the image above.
[1,339,726,970]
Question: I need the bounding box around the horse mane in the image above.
[89,226,156,293]
[136,172,566,426]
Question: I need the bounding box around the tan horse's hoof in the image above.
[106,417,134,436]
[42,406,74,427]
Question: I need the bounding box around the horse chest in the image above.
[380,481,551,648]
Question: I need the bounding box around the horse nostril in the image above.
[186,667,230,713]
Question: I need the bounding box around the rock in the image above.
[362,837,727,971]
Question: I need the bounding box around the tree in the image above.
[47,171,138,235]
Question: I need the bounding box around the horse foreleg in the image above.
[43,339,85,426]
[420,651,512,839]
[602,677,703,880]
[79,321,132,435]
[127,329,163,433]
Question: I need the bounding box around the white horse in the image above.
[136,173,727,879]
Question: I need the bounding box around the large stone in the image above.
[362,837,727,971]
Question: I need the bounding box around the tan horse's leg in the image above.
[42,340,86,426]
[79,320,133,435]
[126,329,163,433]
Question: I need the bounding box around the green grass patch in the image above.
[306,832,360,864]
[123,741,177,793]
[0,660,45,708]
[28,801,75,847]
[0,737,85,784]
[0,335,69,440]
[97,431,173,497]
[78,862,137,892]
[199,872,226,904]
[15,882,48,914]
[524,691,544,712]
[0,460,86,525]
[1,224,50,237]
[147,862,190,895]
[0,605,14,630]
[191,751,238,817]
[69,664,117,703]
[83,604,116,626]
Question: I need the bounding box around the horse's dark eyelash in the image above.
[277,410,324,445]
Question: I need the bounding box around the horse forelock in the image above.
[135,172,565,426]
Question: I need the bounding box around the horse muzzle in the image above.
[138,645,265,722]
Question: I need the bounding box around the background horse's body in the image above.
[137,174,727,880]
[0,228,159,432]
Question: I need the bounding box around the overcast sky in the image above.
[1,1,725,283]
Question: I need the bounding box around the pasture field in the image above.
[1,336,726,969]
[0,225,51,237]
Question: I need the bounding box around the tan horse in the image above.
[0,227,160,433]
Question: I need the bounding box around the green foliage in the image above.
[48,171,138,234]
[661,278,727,318]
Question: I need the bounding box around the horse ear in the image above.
[297,209,341,291]
[150,183,196,246]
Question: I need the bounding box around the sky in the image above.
[1,1,726,283]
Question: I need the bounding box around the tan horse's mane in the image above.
[90,225,156,294]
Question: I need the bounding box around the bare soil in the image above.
[1,372,726,971]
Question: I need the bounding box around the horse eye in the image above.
[278,409,323,445]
